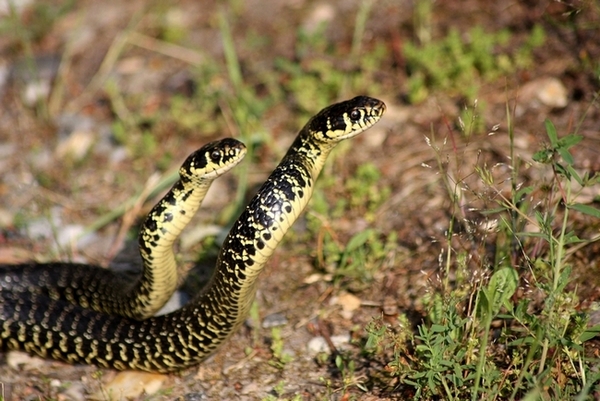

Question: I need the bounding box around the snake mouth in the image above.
[370,100,386,118]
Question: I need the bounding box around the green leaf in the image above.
[557,147,574,165]
[544,119,558,146]
[579,324,600,343]
[555,265,572,293]
[554,163,570,178]
[345,229,374,252]
[515,185,535,201]
[566,164,584,185]
[563,232,583,245]
[477,289,491,319]
[558,134,583,149]
[487,267,519,316]
[568,203,600,218]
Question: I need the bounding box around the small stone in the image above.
[262,312,288,328]
[57,382,86,401]
[303,272,333,284]
[239,382,260,395]
[535,78,568,108]
[55,129,96,161]
[6,351,47,370]
[306,333,351,355]
[22,80,51,106]
[92,371,167,400]
[382,296,399,316]
[155,291,189,315]
[302,3,336,34]
[0,0,33,15]
[519,77,568,110]
[331,292,362,319]
[181,393,207,401]
[333,292,362,312]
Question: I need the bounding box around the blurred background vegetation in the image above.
[0,0,599,400]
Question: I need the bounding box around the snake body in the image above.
[0,138,246,320]
[0,96,385,372]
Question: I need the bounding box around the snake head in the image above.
[307,96,386,142]
[182,138,247,180]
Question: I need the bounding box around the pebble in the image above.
[303,272,333,284]
[302,3,336,34]
[0,0,33,16]
[179,223,223,251]
[56,382,86,401]
[6,350,47,370]
[262,312,288,328]
[22,80,52,107]
[91,371,167,400]
[9,54,61,107]
[155,290,189,315]
[331,292,362,320]
[55,112,122,163]
[24,206,99,257]
[239,382,260,395]
[306,333,351,355]
[517,77,568,115]
[180,393,208,401]
[55,129,96,161]
[533,77,569,108]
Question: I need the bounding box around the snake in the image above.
[0,96,385,372]
[0,138,247,320]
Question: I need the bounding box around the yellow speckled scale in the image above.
[0,96,385,372]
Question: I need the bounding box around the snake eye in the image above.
[349,109,361,121]
[210,150,222,162]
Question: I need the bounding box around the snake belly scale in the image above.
[0,96,385,372]
[0,138,247,320]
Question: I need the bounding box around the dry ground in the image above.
[0,0,599,400]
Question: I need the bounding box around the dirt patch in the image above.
[1,0,599,400]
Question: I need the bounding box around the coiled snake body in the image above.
[0,138,247,320]
[0,96,385,372]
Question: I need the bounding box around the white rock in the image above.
[306,333,351,355]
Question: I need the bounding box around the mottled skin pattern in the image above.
[0,138,247,320]
[0,96,386,372]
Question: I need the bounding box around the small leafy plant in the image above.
[403,24,545,104]
[355,116,600,400]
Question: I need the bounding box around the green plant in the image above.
[342,162,392,222]
[262,380,303,401]
[311,226,397,292]
[500,119,600,400]
[274,4,386,118]
[403,24,545,105]
[269,327,293,369]
[354,115,600,399]
[305,162,394,290]
[335,351,367,394]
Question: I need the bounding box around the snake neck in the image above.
[127,178,212,318]
[200,131,334,331]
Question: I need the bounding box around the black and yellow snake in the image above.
[0,96,385,372]
[0,138,247,320]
